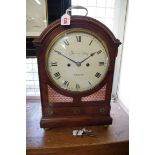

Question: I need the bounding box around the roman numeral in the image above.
[63,81,69,87]
[97,50,102,54]
[76,83,80,90]
[76,36,81,42]
[64,40,69,46]
[51,62,57,66]
[99,62,104,66]
[95,72,101,78]
[89,40,93,46]
[88,81,92,86]
[54,72,61,79]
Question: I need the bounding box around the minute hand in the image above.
[80,52,97,64]
[54,50,78,64]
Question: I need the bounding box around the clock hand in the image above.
[54,50,80,65]
[80,52,97,64]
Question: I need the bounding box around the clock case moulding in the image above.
[34,15,121,128]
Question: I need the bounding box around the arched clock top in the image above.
[34,16,121,49]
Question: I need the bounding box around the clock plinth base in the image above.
[40,116,112,128]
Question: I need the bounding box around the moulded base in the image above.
[40,115,112,128]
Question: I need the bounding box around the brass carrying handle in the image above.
[66,6,88,16]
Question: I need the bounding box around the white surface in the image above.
[117,1,155,155]
[26,0,47,36]
[26,58,40,97]
[112,0,128,97]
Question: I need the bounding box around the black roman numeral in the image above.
[95,72,101,78]
[51,62,57,66]
[64,40,69,46]
[54,72,61,79]
[89,40,93,46]
[76,36,81,42]
[97,50,102,54]
[99,62,104,66]
[76,83,80,90]
[63,81,69,87]
[88,81,92,86]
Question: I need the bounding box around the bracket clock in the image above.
[34,9,121,128]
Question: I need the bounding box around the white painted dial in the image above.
[46,29,109,93]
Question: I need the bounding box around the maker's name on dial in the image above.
[74,73,84,76]
[70,51,88,56]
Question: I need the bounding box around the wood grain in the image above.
[26,99,129,155]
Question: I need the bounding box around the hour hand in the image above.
[80,52,97,64]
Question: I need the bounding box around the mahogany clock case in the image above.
[34,16,121,128]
